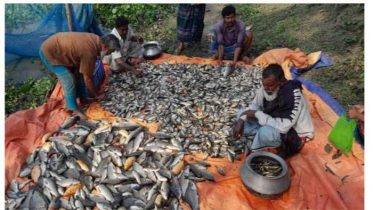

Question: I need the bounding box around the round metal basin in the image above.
[141,41,162,60]
[239,151,291,199]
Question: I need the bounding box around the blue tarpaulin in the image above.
[290,52,345,116]
[5,4,102,63]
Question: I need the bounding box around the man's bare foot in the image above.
[176,42,185,55]
[242,56,251,64]
[72,109,88,121]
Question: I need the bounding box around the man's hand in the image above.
[233,119,245,140]
[133,70,143,78]
[347,107,359,120]
[352,105,364,113]
[130,36,144,43]
[241,110,257,121]
[96,93,106,101]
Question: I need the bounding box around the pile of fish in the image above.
[250,158,283,178]
[101,62,263,159]
[6,116,226,210]
[6,62,264,209]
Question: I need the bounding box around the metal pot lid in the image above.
[142,41,160,48]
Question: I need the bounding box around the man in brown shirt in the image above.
[39,32,120,120]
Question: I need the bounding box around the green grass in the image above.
[236,4,364,109]
[5,76,57,116]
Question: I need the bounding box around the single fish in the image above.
[30,188,49,210]
[115,183,141,193]
[55,116,80,134]
[199,169,216,182]
[9,180,19,192]
[132,171,142,185]
[183,181,199,210]
[124,157,137,170]
[60,127,89,136]
[148,132,173,139]
[108,150,123,167]
[215,165,226,176]
[188,177,206,182]
[126,127,144,144]
[43,178,60,197]
[112,120,140,130]
[94,124,112,135]
[160,181,170,200]
[19,179,32,190]
[56,178,80,188]
[31,165,41,183]
[133,131,144,152]
[96,184,115,202]
[170,175,182,199]
[26,149,39,165]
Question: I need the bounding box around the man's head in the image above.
[115,16,130,40]
[262,64,286,95]
[100,34,120,58]
[222,5,236,28]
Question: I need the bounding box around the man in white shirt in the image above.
[233,64,314,159]
[104,16,143,77]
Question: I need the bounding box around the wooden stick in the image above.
[65,4,73,32]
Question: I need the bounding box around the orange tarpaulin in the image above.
[5,51,364,209]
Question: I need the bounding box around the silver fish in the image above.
[215,166,226,176]
[96,184,115,202]
[127,127,144,143]
[183,181,199,210]
[170,174,182,199]
[60,116,80,129]
[9,180,19,192]
[56,178,80,187]
[160,181,170,200]
[61,127,89,136]
[133,131,144,152]
[43,178,60,197]
[30,188,49,210]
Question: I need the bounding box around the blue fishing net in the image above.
[5,4,102,64]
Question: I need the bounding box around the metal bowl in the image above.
[141,41,162,60]
[239,151,291,199]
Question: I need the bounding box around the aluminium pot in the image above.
[239,151,291,199]
[141,41,162,60]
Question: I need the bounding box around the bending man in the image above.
[40,32,120,120]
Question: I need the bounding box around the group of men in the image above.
[40,5,314,159]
